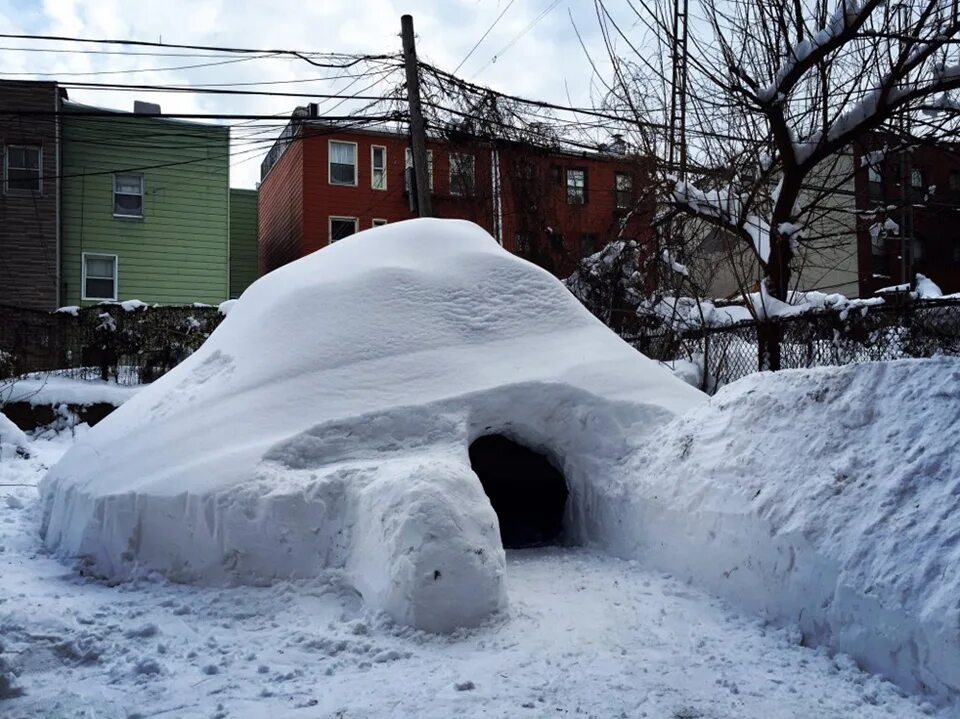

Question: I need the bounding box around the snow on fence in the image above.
[631,296,960,392]
[0,302,226,386]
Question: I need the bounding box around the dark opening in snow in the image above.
[468,434,568,549]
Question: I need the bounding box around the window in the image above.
[404,148,434,191]
[113,173,144,217]
[515,233,530,253]
[911,168,923,189]
[615,172,633,209]
[329,141,357,186]
[4,145,41,192]
[580,234,597,258]
[566,169,586,204]
[372,218,387,227]
[371,145,387,190]
[449,153,475,196]
[548,230,564,251]
[82,254,117,301]
[329,216,358,243]
[868,165,882,184]
[950,170,960,192]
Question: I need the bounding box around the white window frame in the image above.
[81,252,118,301]
[372,218,388,227]
[449,153,475,197]
[4,144,42,194]
[329,216,359,244]
[566,168,586,205]
[404,147,434,191]
[328,140,358,187]
[371,145,387,191]
[113,172,145,218]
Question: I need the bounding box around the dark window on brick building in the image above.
[330,216,358,243]
[615,172,633,209]
[566,169,586,204]
[4,145,41,192]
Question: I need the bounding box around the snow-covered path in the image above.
[0,436,946,718]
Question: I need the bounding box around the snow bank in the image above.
[40,219,703,632]
[595,358,960,701]
[1,376,140,407]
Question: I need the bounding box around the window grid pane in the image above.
[330,218,357,242]
[6,146,41,191]
[405,148,434,190]
[84,256,116,300]
[615,172,633,209]
[450,153,475,196]
[567,169,586,204]
[330,142,357,185]
[372,147,386,190]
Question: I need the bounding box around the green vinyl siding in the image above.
[61,105,230,306]
[229,188,259,298]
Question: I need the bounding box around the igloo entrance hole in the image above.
[468,434,568,549]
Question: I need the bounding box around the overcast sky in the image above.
[1,0,631,188]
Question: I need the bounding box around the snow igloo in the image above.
[40,219,703,632]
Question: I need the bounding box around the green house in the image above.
[229,188,259,299]
[60,101,232,306]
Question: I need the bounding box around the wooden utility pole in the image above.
[401,14,433,217]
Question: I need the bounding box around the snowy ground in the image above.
[1,432,947,718]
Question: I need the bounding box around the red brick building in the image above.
[258,115,653,279]
[854,134,960,296]
[0,80,63,310]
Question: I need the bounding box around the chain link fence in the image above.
[0,303,225,386]
[630,297,960,392]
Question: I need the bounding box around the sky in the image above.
[0,0,631,188]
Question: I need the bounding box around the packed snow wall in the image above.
[590,358,960,702]
[40,219,704,632]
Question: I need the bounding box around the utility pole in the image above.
[667,0,689,179]
[401,14,433,217]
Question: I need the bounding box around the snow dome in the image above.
[40,219,703,631]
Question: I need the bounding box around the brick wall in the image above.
[0,81,60,311]
[258,122,655,281]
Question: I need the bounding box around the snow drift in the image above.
[40,218,703,632]
[598,358,960,701]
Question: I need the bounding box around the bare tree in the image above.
[595,0,960,367]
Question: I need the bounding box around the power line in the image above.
[453,0,517,75]
[50,79,401,102]
[0,32,396,68]
[1,110,403,122]
[0,53,276,77]
[472,0,563,77]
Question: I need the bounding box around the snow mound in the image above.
[0,412,30,458]
[40,219,703,632]
[600,358,960,701]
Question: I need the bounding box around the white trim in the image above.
[371,144,387,191]
[372,218,387,227]
[329,215,359,244]
[81,252,119,301]
[3,144,43,195]
[328,139,358,187]
[113,172,145,218]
